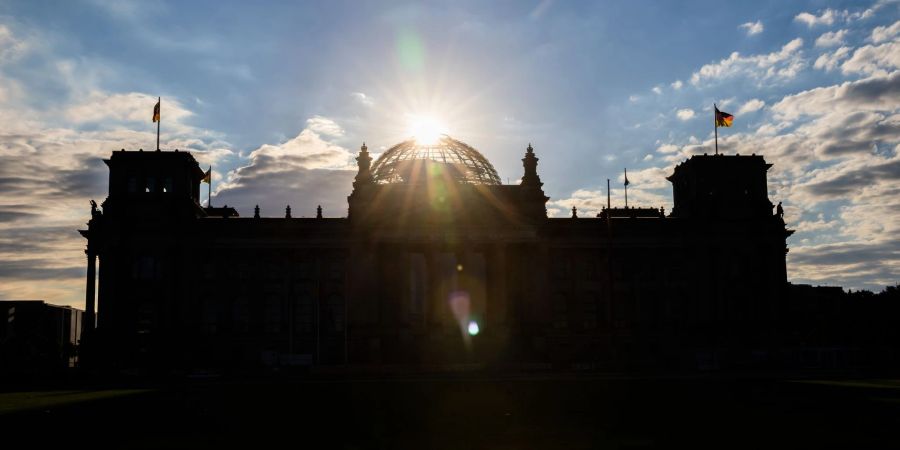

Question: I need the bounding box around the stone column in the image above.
[84,249,97,333]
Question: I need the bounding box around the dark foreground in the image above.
[2,373,899,449]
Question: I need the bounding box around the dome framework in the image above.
[370,135,502,185]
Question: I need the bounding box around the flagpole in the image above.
[714,103,718,155]
[607,178,611,211]
[624,168,628,208]
[156,97,161,151]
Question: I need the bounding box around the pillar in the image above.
[84,249,97,333]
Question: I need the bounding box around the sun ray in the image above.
[406,114,448,144]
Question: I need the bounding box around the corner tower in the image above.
[667,154,774,220]
[101,149,207,221]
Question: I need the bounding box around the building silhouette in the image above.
[80,137,801,370]
[0,300,83,372]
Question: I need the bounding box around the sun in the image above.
[406,114,448,144]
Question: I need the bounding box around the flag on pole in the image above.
[200,168,211,184]
[624,168,630,187]
[152,99,161,123]
[715,106,733,127]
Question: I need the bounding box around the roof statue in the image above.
[369,135,501,185]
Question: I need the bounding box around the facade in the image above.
[0,300,83,371]
[80,137,794,370]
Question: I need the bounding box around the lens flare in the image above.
[467,321,480,336]
[406,114,447,144]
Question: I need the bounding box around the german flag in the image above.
[715,107,733,127]
[152,98,161,123]
[200,168,211,184]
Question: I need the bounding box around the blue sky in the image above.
[0,0,897,306]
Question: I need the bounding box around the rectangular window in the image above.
[145,177,156,193]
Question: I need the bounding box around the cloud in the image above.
[671,80,683,90]
[351,92,375,107]
[656,144,681,154]
[628,28,900,290]
[739,21,764,36]
[0,22,238,307]
[305,115,345,138]
[771,70,900,122]
[801,156,900,199]
[214,117,357,217]
[789,240,900,290]
[815,29,848,47]
[841,41,900,76]
[548,184,670,218]
[794,9,841,27]
[652,86,662,95]
[65,92,193,126]
[871,20,900,43]
[0,24,28,61]
[814,46,852,71]
[690,38,805,86]
[794,4,884,28]
[676,108,695,120]
[737,98,765,115]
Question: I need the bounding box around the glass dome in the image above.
[370,135,502,185]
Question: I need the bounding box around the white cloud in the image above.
[794,5,884,28]
[64,92,193,126]
[0,20,240,307]
[871,20,900,43]
[548,185,670,218]
[234,122,353,172]
[771,70,900,122]
[671,80,683,90]
[690,38,805,86]
[635,46,900,289]
[0,24,28,61]
[213,119,358,220]
[652,85,662,95]
[814,46,852,71]
[737,98,765,114]
[305,115,344,138]
[676,108,695,120]
[815,29,848,47]
[739,21,764,36]
[351,91,374,107]
[715,97,736,109]
[841,41,900,76]
[794,9,841,27]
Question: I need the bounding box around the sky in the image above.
[0,0,898,307]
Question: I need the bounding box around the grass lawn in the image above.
[1,375,898,449]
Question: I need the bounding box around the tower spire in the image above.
[353,142,373,189]
[521,143,543,187]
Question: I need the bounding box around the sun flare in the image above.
[406,114,448,144]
